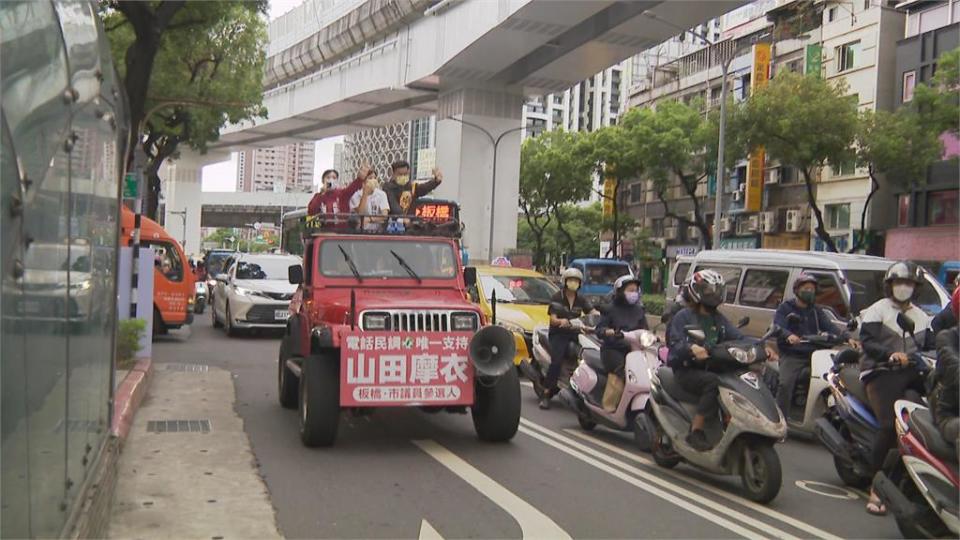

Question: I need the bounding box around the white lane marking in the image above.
[517,425,767,540]
[795,480,860,500]
[413,439,571,540]
[564,429,843,540]
[419,519,444,540]
[523,420,799,539]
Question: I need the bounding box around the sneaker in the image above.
[685,430,712,451]
[538,397,551,410]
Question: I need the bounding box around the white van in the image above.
[669,250,950,338]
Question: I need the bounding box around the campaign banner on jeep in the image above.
[339,332,475,407]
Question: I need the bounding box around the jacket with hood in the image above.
[595,298,648,353]
[859,298,934,382]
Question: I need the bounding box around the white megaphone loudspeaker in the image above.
[468,325,516,378]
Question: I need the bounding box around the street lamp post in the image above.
[169,209,188,250]
[444,118,525,262]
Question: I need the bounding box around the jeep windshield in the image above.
[320,239,457,279]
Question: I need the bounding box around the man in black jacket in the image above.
[382,161,443,215]
[667,270,745,451]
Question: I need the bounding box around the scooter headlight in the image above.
[638,330,658,349]
[728,347,755,364]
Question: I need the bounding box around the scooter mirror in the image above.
[846,319,858,331]
[737,316,750,328]
[896,312,915,336]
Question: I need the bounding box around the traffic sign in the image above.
[123,173,138,198]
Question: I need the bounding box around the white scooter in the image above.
[558,328,663,450]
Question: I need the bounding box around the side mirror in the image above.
[288,265,303,285]
[896,312,915,335]
[463,266,477,288]
[215,273,229,283]
[737,316,750,329]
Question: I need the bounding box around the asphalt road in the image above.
[154,315,903,539]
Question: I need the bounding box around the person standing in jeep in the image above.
[307,165,372,217]
[383,160,443,215]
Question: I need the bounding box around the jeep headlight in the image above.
[363,312,390,330]
[451,312,479,331]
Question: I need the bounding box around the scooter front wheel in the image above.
[740,442,782,503]
[577,412,596,431]
[650,418,681,468]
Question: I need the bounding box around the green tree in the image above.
[624,101,717,249]
[580,125,645,257]
[203,228,238,249]
[854,108,945,252]
[102,1,268,219]
[518,131,594,265]
[913,47,960,135]
[734,72,859,252]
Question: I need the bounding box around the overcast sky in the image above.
[201,0,344,192]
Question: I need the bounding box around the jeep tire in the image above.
[299,354,340,447]
[278,338,298,409]
[471,368,521,442]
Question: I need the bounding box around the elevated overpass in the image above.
[171,0,745,261]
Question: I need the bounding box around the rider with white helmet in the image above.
[541,267,599,409]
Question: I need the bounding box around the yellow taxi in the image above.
[467,264,559,366]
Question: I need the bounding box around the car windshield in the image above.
[320,240,457,279]
[24,244,91,272]
[206,252,233,276]
[845,269,943,315]
[480,275,558,304]
[584,264,631,285]
[235,258,293,280]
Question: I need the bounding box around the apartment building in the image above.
[884,0,959,268]
[236,142,315,193]
[623,0,911,271]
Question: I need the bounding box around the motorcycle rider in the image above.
[859,261,935,516]
[541,268,597,409]
[932,288,959,450]
[668,270,769,451]
[595,275,649,411]
[773,273,857,420]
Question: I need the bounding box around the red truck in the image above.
[278,200,521,447]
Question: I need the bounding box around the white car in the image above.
[211,253,301,336]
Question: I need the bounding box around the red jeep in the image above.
[278,201,521,447]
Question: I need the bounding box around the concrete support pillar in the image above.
[160,150,229,257]
[434,86,525,263]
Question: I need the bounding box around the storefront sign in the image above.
[340,332,475,407]
[666,245,699,258]
[602,177,615,218]
[752,43,771,90]
[762,233,810,251]
[719,235,760,250]
[744,43,771,214]
[805,44,823,78]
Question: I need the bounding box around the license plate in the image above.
[274,310,290,321]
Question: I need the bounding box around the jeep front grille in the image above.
[360,310,478,332]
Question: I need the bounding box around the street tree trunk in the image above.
[801,167,839,253]
[848,164,881,254]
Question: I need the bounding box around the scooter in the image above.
[525,312,601,399]
[873,400,959,539]
[558,328,663,449]
[644,320,788,503]
[815,313,935,488]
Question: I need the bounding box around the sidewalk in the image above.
[109,364,282,539]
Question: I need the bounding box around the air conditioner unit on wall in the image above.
[733,191,744,202]
[688,226,700,239]
[766,168,780,184]
[738,216,759,235]
[719,217,733,233]
[761,211,778,233]
[663,226,679,240]
[785,209,805,232]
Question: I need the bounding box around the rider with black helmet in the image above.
[773,272,856,420]
[860,260,935,516]
[594,275,649,411]
[667,270,752,451]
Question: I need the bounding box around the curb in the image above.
[111,358,153,445]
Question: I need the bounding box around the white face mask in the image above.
[892,284,914,303]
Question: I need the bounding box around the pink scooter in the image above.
[558,328,665,451]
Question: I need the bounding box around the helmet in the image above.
[952,287,959,320]
[614,274,641,292]
[884,261,923,285]
[561,268,584,283]
[687,269,726,308]
[793,272,818,293]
